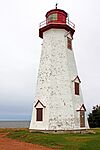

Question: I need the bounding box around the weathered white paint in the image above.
[30,28,89,130]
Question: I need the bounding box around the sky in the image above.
[0,0,100,120]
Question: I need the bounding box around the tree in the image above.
[88,105,100,128]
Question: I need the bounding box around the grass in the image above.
[0,128,100,150]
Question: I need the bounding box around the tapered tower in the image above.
[30,6,89,131]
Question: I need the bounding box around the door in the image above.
[80,110,85,127]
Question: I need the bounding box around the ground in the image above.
[0,132,54,150]
[0,128,100,150]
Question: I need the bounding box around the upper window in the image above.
[36,108,43,121]
[75,82,79,95]
[48,13,58,22]
[67,37,72,50]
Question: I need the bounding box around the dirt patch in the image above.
[0,133,54,150]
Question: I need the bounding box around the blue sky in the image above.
[0,0,100,120]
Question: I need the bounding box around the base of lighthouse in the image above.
[30,105,89,132]
[29,28,89,131]
[30,104,89,131]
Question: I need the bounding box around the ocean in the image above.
[0,121,30,128]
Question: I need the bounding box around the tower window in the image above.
[75,82,79,95]
[67,37,72,50]
[48,13,57,22]
[36,108,43,121]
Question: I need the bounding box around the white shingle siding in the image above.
[30,28,89,130]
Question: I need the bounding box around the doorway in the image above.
[80,110,85,127]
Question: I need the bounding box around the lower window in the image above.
[36,108,43,121]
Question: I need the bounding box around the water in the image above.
[0,121,30,128]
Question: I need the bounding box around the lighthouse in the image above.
[30,6,89,131]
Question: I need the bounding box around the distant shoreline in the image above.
[0,121,30,128]
[0,120,30,121]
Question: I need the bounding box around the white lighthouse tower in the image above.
[30,6,89,131]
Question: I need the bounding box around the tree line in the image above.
[88,105,100,128]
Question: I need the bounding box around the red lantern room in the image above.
[46,8,67,24]
[39,6,75,38]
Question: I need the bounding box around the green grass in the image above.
[0,128,100,150]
